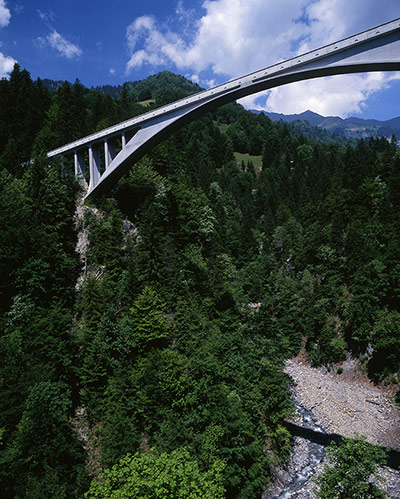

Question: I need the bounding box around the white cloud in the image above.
[0,0,10,28]
[125,0,400,117]
[126,15,187,73]
[36,10,82,60]
[0,1,15,77]
[185,0,305,76]
[45,30,82,59]
[125,1,305,76]
[303,0,400,47]
[37,9,56,27]
[203,78,215,88]
[243,73,400,117]
[0,51,16,77]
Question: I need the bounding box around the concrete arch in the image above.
[47,18,400,198]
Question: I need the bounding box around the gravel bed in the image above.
[264,359,400,498]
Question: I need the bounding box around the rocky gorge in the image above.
[264,358,400,498]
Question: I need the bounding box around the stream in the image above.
[263,404,327,499]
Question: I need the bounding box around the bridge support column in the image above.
[121,132,126,148]
[74,150,86,180]
[104,139,116,169]
[88,144,101,192]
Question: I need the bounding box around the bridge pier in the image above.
[74,150,86,180]
[88,144,101,192]
[104,139,117,170]
[71,132,130,190]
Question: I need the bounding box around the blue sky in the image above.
[1,0,400,119]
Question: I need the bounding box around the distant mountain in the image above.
[41,79,66,92]
[253,109,400,140]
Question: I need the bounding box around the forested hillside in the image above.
[0,64,399,498]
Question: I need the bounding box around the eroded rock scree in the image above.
[263,359,400,498]
[285,360,400,450]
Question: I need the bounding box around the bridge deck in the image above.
[46,17,400,197]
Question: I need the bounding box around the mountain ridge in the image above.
[252,109,400,140]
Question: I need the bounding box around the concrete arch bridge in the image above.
[47,17,400,199]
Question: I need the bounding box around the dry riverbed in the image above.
[264,358,400,498]
[285,358,400,451]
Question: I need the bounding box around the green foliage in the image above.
[0,382,87,498]
[85,199,124,280]
[129,286,169,348]
[368,309,400,381]
[310,315,347,366]
[314,436,388,498]
[0,64,51,173]
[126,158,165,200]
[2,65,400,499]
[42,79,89,148]
[85,448,225,499]
[0,170,30,310]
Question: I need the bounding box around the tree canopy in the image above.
[314,437,388,498]
[0,63,398,497]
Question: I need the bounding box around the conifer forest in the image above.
[0,65,399,498]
